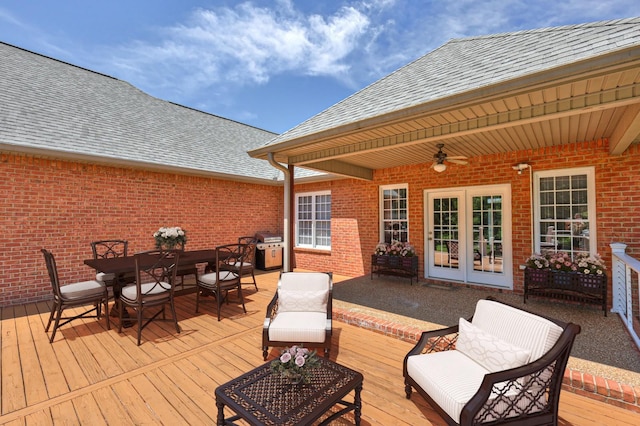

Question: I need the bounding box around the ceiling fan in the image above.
[430,143,468,172]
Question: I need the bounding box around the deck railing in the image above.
[610,243,640,350]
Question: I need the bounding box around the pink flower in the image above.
[280,352,292,363]
[295,355,306,367]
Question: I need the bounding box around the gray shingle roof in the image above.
[265,17,640,146]
[0,42,296,182]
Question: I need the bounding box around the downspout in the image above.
[267,153,291,272]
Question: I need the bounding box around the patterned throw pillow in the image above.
[456,318,531,372]
[277,289,328,313]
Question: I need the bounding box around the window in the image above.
[295,191,331,250]
[380,184,409,243]
[533,167,596,258]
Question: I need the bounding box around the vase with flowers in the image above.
[270,345,320,385]
[153,226,187,250]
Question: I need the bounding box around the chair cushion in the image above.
[471,299,563,361]
[279,272,331,292]
[198,271,238,289]
[456,318,531,372]
[277,289,328,313]
[268,312,329,342]
[60,280,106,300]
[95,272,116,283]
[407,350,488,423]
[121,281,171,302]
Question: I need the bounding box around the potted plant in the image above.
[371,241,419,283]
[153,226,187,249]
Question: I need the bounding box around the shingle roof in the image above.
[264,17,640,147]
[0,42,297,182]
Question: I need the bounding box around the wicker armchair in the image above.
[403,298,580,425]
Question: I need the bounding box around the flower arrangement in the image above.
[270,345,320,384]
[525,251,606,275]
[575,253,606,275]
[153,226,187,249]
[525,253,549,269]
[374,241,416,257]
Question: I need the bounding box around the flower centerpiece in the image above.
[153,226,187,249]
[270,345,320,384]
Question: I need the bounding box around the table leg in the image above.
[354,383,362,425]
[216,400,225,425]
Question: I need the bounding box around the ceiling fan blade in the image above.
[447,155,468,160]
[448,159,468,165]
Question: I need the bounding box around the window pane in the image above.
[382,185,409,243]
[296,192,331,249]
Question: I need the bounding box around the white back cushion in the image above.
[471,299,563,361]
[277,272,330,313]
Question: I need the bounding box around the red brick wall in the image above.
[1,153,282,307]
[293,140,640,301]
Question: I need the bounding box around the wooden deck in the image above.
[1,271,639,425]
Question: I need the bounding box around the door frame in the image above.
[424,184,513,289]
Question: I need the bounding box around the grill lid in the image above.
[255,231,282,243]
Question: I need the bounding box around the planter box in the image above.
[371,255,419,285]
[523,267,607,316]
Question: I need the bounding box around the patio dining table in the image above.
[83,248,218,277]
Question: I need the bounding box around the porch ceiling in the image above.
[257,59,640,181]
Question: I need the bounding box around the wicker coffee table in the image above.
[215,357,363,425]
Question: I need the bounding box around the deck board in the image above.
[1,271,639,425]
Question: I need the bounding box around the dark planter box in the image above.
[523,267,607,316]
[371,255,419,285]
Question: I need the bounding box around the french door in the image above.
[425,185,512,288]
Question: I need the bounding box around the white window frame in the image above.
[379,184,409,244]
[295,190,331,250]
[533,167,597,257]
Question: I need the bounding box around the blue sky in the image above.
[1,1,638,134]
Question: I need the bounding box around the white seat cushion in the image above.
[407,350,488,423]
[60,280,105,300]
[95,272,116,283]
[121,281,171,302]
[198,271,238,288]
[268,312,328,342]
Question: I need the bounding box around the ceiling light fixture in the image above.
[433,163,447,173]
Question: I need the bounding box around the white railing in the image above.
[610,243,640,350]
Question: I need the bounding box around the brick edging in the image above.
[333,307,640,413]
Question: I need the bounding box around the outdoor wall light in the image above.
[433,163,447,173]
[512,163,530,174]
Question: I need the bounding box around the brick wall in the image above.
[293,140,640,304]
[1,153,282,307]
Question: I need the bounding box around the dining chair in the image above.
[237,236,258,291]
[90,239,134,286]
[262,271,333,360]
[41,248,110,343]
[118,249,181,345]
[195,243,248,321]
[173,241,198,291]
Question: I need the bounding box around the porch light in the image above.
[433,163,447,173]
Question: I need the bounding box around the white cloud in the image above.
[109,1,379,97]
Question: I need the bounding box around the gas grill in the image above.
[255,231,284,270]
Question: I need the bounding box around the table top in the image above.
[215,357,363,425]
[84,249,217,275]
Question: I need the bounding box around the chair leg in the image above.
[118,300,124,333]
[103,292,110,330]
[263,347,269,361]
[136,308,143,346]
[195,287,200,313]
[251,272,258,291]
[169,299,180,333]
[237,284,247,314]
[49,304,64,343]
[45,300,58,332]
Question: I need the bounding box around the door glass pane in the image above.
[433,196,459,269]
[472,194,503,274]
